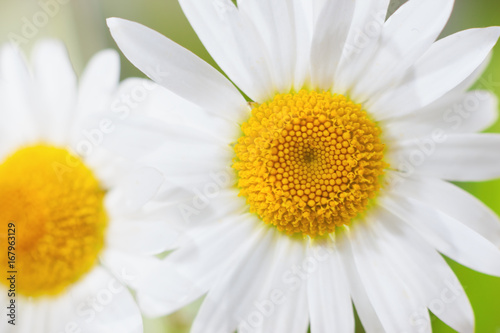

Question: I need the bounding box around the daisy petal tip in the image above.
[136,291,178,318]
[32,38,68,58]
[487,26,500,40]
[461,320,475,333]
[33,37,63,48]
[106,17,140,38]
[95,48,120,64]
[106,17,123,30]
[0,41,20,58]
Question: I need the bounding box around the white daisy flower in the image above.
[107,0,500,332]
[0,40,174,333]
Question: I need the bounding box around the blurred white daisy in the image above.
[0,40,174,333]
[108,0,500,332]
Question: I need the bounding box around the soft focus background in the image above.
[1,0,499,332]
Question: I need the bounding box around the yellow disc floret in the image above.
[233,90,387,237]
[0,145,107,297]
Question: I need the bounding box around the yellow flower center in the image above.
[233,90,387,237]
[0,145,107,297]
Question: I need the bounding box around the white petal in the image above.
[391,133,500,181]
[302,0,329,25]
[352,0,454,102]
[310,0,355,90]
[192,227,299,333]
[86,78,238,161]
[237,0,297,92]
[93,78,239,163]
[389,51,494,131]
[307,241,354,333]
[371,27,500,119]
[255,289,308,333]
[12,298,49,333]
[341,218,427,333]
[291,0,318,89]
[240,235,309,333]
[385,90,498,140]
[0,293,9,332]
[388,174,500,247]
[99,119,166,161]
[387,50,490,124]
[337,227,386,333]
[72,268,143,333]
[39,267,142,333]
[177,0,275,102]
[77,145,130,190]
[107,18,249,123]
[444,51,493,97]
[32,39,77,144]
[76,49,120,119]
[382,196,500,277]
[106,167,164,215]
[100,249,162,291]
[335,0,390,94]
[373,207,474,333]
[0,44,38,156]
[106,219,180,255]
[136,214,257,317]
[139,138,234,188]
[99,118,234,192]
[152,187,247,230]
[124,79,240,143]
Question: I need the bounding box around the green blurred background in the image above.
[1,0,499,332]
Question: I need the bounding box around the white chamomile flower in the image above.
[108,0,500,332]
[0,40,174,333]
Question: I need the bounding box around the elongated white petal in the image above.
[106,167,164,215]
[337,227,386,333]
[371,27,500,118]
[10,297,47,333]
[73,268,143,333]
[237,0,297,93]
[41,268,143,333]
[307,241,354,333]
[374,207,474,333]
[0,293,8,332]
[151,187,247,232]
[251,286,308,333]
[126,79,239,143]
[71,77,165,159]
[343,217,427,332]
[139,141,233,188]
[443,52,493,98]
[335,0,390,94]
[76,49,120,119]
[388,174,500,247]
[382,196,500,277]
[310,0,355,90]
[106,219,179,255]
[391,133,500,181]
[0,44,38,156]
[291,0,318,89]
[32,39,77,144]
[353,0,454,102]
[191,226,277,333]
[385,90,498,140]
[107,18,249,123]
[177,0,275,102]
[101,112,226,159]
[137,214,256,317]
[241,235,309,333]
[100,249,162,291]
